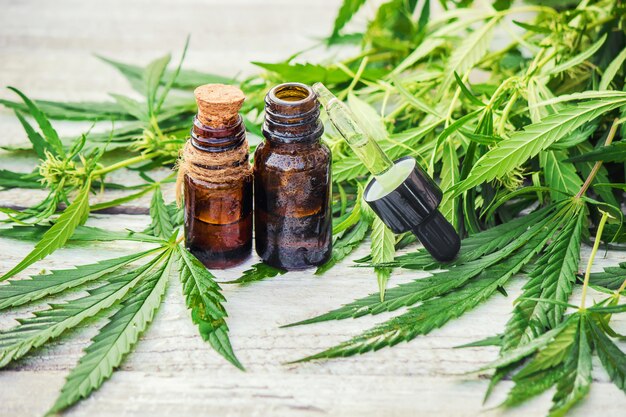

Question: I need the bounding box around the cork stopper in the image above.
[194,84,245,128]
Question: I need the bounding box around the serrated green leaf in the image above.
[477,316,575,372]
[540,150,583,201]
[515,317,579,379]
[291,225,555,361]
[13,110,49,159]
[0,169,42,190]
[544,34,607,76]
[439,140,460,225]
[288,208,557,327]
[588,262,626,290]
[0,249,157,311]
[503,366,565,407]
[253,62,352,85]
[567,141,626,163]
[439,16,498,95]
[110,93,148,122]
[1,179,92,281]
[549,315,592,417]
[599,47,626,90]
[223,262,286,285]
[452,96,626,197]
[0,98,134,121]
[98,55,231,92]
[143,54,171,117]
[588,317,626,393]
[371,216,395,301]
[146,186,174,239]
[502,208,583,351]
[7,87,64,157]
[177,246,243,369]
[331,0,367,37]
[48,250,174,414]
[0,252,163,368]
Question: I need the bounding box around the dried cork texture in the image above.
[194,84,245,128]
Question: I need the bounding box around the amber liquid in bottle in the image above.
[254,83,332,270]
[183,85,252,269]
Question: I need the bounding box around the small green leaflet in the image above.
[8,86,65,157]
[290,226,555,361]
[223,262,286,285]
[143,54,171,117]
[0,248,157,311]
[540,150,582,201]
[439,140,460,225]
[0,252,163,368]
[146,186,174,239]
[177,246,243,369]
[1,178,92,281]
[371,216,395,301]
[599,46,626,90]
[567,141,626,163]
[549,316,592,417]
[543,34,607,76]
[452,95,626,197]
[438,16,498,96]
[287,206,558,327]
[588,318,626,393]
[330,0,367,38]
[588,262,626,290]
[13,110,50,159]
[253,62,352,85]
[48,250,175,414]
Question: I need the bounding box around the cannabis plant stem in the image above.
[575,118,619,198]
[579,211,610,310]
[92,152,160,176]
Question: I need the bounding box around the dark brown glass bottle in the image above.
[182,84,253,269]
[254,83,332,270]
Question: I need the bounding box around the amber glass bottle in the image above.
[254,83,332,270]
[182,84,253,269]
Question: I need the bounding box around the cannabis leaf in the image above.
[146,185,174,239]
[0,251,166,368]
[290,225,555,361]
[0,249,157,311]
[452,95,626,196]
[371,216,395,301]
[223,262,286,285]
[1,178,92,280]
[48,250,175,414]
[439,16,498,95]
[177,246,243,369]
[331,0,367,38]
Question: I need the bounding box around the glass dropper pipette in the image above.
[313,82,461,262]
[313,83,400,189]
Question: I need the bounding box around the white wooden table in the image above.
[1,1,625,416]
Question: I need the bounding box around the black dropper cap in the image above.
[364,157,461,262]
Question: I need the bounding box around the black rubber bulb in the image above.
[364,156,461,262]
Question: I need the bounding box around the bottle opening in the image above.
[270,83,314,104]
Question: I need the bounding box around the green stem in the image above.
[93,152,160,177]
[575,118,619,198]
[497,90,519,135]
[579,211,610,310]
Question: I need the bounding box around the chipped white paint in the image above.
[0,1,625,416]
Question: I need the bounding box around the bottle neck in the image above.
[190,115,246,152]
[262,83,323,145]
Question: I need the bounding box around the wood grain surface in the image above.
[0,1,625,416]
